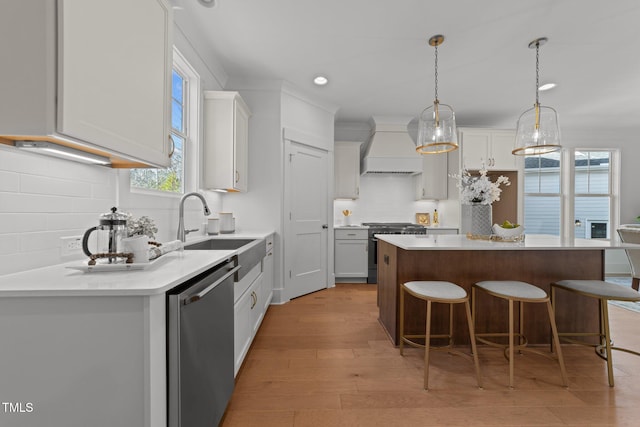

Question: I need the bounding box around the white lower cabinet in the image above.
[234,234,274,376]
[334,228,368,279]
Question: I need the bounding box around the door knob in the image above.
[322,224,328,229]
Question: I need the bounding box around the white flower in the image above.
[450,166,510,205]
[126,215,158,239]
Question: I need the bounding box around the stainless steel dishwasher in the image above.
[167,258,239,427]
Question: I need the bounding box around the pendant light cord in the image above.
[535,41,540,106]
[434,42,439,102]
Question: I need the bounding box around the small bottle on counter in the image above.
[433,209,439,227]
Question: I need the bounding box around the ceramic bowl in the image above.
[492,224,524,238]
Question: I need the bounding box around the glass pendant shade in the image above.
[513,37,561,156]
[513,103,561,155]
[416,34,458,155]
[416,101,458,154]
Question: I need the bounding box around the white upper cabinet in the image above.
[203,91,251,192]
[414,153,448,200]
[334,141,361,199]
[459,128,518,170]
[0,0,172,168]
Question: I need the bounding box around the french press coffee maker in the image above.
[82,207,131,264]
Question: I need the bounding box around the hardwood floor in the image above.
[222,283,640,426]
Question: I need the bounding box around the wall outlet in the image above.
[61,235,83,256]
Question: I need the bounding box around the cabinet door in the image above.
[415,154,448,200]
[203,91,251,192]
[334,142,361,199]
[334,240,368,277]
[460,130,490,170]
[234,100,250,192]
[490,131,518,170]
[58,0,171,167]
[234,286,253,376]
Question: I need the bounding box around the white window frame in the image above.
[564,148,620,240]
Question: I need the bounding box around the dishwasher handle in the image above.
[183,265,240,306]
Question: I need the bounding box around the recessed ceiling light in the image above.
[313,76,329,86]
[539,83,557,91]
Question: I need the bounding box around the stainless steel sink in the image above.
[185,238,265,281]
[184,238,256,251]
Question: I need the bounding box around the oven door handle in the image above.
[183,265,240,306]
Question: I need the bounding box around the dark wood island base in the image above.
[377,239,604,346]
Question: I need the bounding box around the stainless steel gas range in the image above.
[362,222,427,284]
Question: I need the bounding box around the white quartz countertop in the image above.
[0,230,274,297]
[376,233,629,250]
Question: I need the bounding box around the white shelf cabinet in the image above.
[0,0,172,168]
[414,153,448,200]
[334,141,361,199]
[459,128,518,171]
[334,228,368,278]
[203,91,251,192]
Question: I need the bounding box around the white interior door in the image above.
[284,140,329,300]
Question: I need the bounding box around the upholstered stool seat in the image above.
[473,280,568,388]
[400,281,482,390]
[551,279,640,387]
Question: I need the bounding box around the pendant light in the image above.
[513,37,561,156]
[416,35,458,154]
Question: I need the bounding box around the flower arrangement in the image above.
[450,167,510,205]
[126,215,158,239]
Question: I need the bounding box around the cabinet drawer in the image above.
[335,229,368,240]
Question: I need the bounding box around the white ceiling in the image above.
[174,0,640,132]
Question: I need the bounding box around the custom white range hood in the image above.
[361,118,422,176]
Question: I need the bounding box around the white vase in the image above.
[461,203,493,235]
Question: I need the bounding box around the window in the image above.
[130,48,199,194]
[523,148,620,239]
[574,151,615,239]
[523,152,562,235]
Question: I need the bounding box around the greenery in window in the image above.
[130,69,186,193]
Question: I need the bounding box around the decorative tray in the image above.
[66,257,162,272]
[466,233,525,243]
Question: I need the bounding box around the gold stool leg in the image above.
[546,299,568,387]
[449,302,454,346]
[465,299,483,389]
[424,299,432,390]
[601,298,615,387]
[399,286,405,356]
[508,299,515,388]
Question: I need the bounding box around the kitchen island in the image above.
[377,234,624,346]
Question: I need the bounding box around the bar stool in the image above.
[551,279,640,387]
[400,281,482,390]
[472,280,568,388]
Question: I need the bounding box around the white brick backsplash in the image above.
[0,214,48,233]
[0,193,79,213]
[20,174,93,197]
[46,213,97,232]
[0,171,19,192]
[0,146,225,274]
[0,235,18,255]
